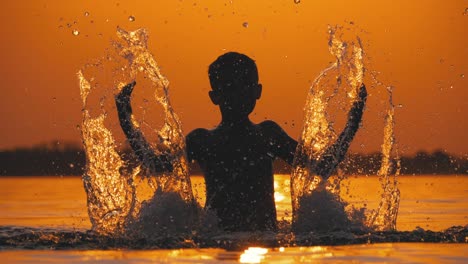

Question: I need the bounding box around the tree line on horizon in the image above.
[0,141,466,176]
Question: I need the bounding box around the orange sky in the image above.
[0,1,466,155]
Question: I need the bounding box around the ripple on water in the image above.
[1,225,467,250]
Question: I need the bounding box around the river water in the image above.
[1,175,467,263]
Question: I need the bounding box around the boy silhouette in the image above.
[115,52,367,232]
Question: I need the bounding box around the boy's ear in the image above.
[255,84,262,100]
[209,90,221,105]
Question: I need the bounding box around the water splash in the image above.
[367,86,400,231]
[78,71,136,236]
[291,25,399,233]
[78,27,198,239]
[291,25,364,233]
[114,27,193,202]
[78,25,400,237]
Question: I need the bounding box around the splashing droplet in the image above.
[128,16,135,22]
[84,11,90,17]
[72,29,80,36]
[242,22,249,28]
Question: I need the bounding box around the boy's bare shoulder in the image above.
[258,120,286,134]
[186,128,211,142]
[186,128,212,160]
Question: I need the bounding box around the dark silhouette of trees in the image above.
[0,142,466,176]
[0,141,85,176]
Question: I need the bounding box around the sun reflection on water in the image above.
[239,247,269,263]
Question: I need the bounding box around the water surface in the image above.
[1,243,467,263]
[1,175,466,231]
[1,175,467,262]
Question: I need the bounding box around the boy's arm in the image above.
[315,84,367,180]
[115,81,173,173]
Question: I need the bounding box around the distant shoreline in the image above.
[1,143,466,176]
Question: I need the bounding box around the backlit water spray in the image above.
[291,25,400,233]
[367,86,400,231]
[78,28,198,240]
[78,25,400,239]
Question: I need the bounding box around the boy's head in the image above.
[208,52,259,91]
[208,52,262,119]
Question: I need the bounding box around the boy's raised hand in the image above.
[358,83,367,102]
[116,81,136,102]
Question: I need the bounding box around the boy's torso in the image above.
[186,122,278,230]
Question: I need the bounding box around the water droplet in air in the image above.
[397,104,403,108]
[464,8,468,15]
[128,16,135,22]
[72,29,80,36]
[461,74,465,78]
[84,11,90,17]
[242,22,249,28]
[294,0,301,4]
